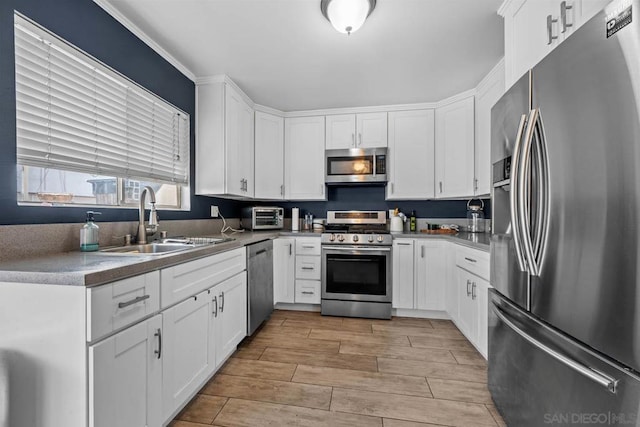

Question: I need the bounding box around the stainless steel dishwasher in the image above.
[247,239,274,335]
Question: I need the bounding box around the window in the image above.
[14,13,190,209]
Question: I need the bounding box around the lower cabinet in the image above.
[273,237,295,304]
[162,289,213,420]
[392,239,415,309]
[274,236,321,305]
[214,272,248,365]
[89,314,162,427]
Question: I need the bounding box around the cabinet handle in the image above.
[240,179,244,191]
[289,243,292,256]
[396,242,411,246]
[560,1,573,33]
[358,133,362,146]
[118,294,150,309]
[352,133,355,147]
[474,178,478,192]
[421,246,425,258]
[301,291,315,295]
[301,266,315,270]
[212,296,218,317]
[154,328,162,359]
[472,282,477,300]
[464,257,477,263]
[547,15,559,45]
[466,279,472,297]
[439,181,443,193]
[219,291,225,312]
[302,245,315,249]
[281,185,284,196]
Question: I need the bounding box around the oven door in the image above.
[321,245,391,303]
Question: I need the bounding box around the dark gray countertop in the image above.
[0,229,489,287]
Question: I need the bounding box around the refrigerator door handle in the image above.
[510,114,529,272]
[520,109,542,277]
[492,302,619,394]
[531,109,551,271]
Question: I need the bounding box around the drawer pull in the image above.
[301,266,315,270]
[302,245,316,249]
[301,291,315,295]
[154,328,162,359]
[118,294,150,309]
[464,257,477,263]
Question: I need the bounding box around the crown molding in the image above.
[93,0,196,81]
[476,57,505,94]
[434,88,477,109]
[196,75,255,107]
[254,104,285,117]
[283,101,439,118]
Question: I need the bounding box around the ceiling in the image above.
[99,0,504,111]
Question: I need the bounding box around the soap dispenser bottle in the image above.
[80,211,101,252]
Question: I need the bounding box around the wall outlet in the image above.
[210,205,219,218]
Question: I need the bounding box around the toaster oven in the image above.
[241,207,284,230]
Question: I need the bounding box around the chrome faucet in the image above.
[137,186,158,244]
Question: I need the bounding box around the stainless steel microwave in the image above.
[240,207,284,230]
[325,147,387,184]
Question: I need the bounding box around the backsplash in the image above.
[0,218,241,262]
[274,186,491,219]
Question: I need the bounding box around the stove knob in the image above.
[352,235,359,242]
[329,234,336,242]
[377,235,384,242]
[337,234,345,242]
[368,235,374,243]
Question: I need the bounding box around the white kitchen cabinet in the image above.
[273,237,295,304]
[294,237,322,304]
[325,112,387,149]
[214,272,247,366]
[500,0,608,88]
[196,80,254,198]
[475,276,491,358]
[284,116,326,200]
[414,240,447,311]
[162,289,213,420]
[254,111,285,199]
[392,239,415,309]
[435,96,475,199]
[89,314,162,427]
[475,60,505,196]
[456,267,478,342]
[386,110,435,200]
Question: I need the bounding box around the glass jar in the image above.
[467,199,485,233]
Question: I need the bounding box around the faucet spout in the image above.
[138,186,158,244]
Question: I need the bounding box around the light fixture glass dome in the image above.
[321,0,376,35]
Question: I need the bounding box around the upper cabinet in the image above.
[386,110,435,200]
[284,116,326,200]
[500,0,610,88]
[196,80,254,198]
[475,60,505,196]
[435,96,475,199]
[254,111,285,200]
[326,112,387,149]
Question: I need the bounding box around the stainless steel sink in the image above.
[99,243,195,255]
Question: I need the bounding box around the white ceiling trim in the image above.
[93,0,197,81]
[476,57,506,94]
[196,75,255,108]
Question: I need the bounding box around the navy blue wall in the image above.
[0,1,488,225]
[274,186,491,219]
[0,0,242,225]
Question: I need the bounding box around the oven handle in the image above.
[322,246,391,252]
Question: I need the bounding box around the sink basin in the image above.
[99,243,195,255]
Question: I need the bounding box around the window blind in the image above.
[14,14,190,185]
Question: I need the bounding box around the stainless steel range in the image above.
[321,211,392,319]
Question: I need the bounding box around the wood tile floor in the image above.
[170,310,507,427]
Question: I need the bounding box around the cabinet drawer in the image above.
[455,246,489,281]
[295,238,321,256]
[161,247,246,308]
[295,256,321,280]
[87,271,160,342]
[295,280,321,304]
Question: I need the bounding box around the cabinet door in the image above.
[239,97,255,197]
[284,116,326,200]
[386,110,435,200]
[255,111,284,199]
[273,238,295,304]
[215,272,247,366]
[225,85,248,197]
[326,114,356,149]
[475,62,505,196]
[456,268,477,343]
[89,315,162,427]
[414,240,447,311]
[162,290,212,419]
[392,239,415,309]
[435,97,475,198]
[474,276,491,359]
[357,112,387,148]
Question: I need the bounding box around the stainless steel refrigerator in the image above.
[490,0,640,425]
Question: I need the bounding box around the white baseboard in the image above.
[274,303,321,312]
[392,309,450,319]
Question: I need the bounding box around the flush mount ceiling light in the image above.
[320,0,377,35]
